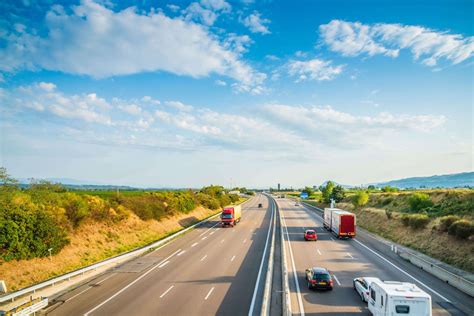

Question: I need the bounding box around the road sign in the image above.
[300,192,308,199]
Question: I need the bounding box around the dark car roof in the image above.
[311,267,329,274]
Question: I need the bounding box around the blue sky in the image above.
[0,0,472,188]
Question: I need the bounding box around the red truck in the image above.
[324,208,356,238]
[331,210,356,238]
[221,205,242,227]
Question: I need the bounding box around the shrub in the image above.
[382,186,398,192]
[408,214,430,229]
[439,215,461,232]
[408,193,434,212]
[448,220,474,239]
[400,214,430,229]
[62,193,90,227]
[352,191,369,208]
[385,209,393,220]
[401,214,410,226]
[382,197,393,206]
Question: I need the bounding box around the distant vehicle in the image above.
[305,267,333,290]
[353,277,380,302]
[258,203,263,208]
[324,208,356,238]
[221,205,242,227]
[368,280,432,316]
[295,202,299,206]
[304,229,317,241]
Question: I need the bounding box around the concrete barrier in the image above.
[399,251,474,297]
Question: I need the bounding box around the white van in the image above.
[368,280,432,316]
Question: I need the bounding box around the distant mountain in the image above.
[17,177,104,186]
[319,180,352,189]
[374,172,474,189]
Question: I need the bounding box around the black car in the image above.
[258,203,263,208]
[305,267,334,290]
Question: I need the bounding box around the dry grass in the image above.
[0,206,218,291]
[338,202,474,273]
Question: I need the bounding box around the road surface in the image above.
[47,194,274,316]
[278,197,473,316]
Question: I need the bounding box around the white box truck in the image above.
[368,280,432,316]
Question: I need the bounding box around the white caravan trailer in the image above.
[368,280,432,316]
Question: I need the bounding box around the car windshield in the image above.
[306,231,315,235]
[221,214,233,219]
[313,273,330,280]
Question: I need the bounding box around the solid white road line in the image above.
[354,239,451,302]
[248,198,275,316]
[347,252,353,259]
[317,249,322,255]
[177,250,186,256]
[159,285,174,298]
[84,249,182,316]
[200,254,207,261]
[231,255,236,262]
[281,206,305,316]
[191,242,198,247]
[204,287,215,300]
[65,286,92,303]
[210,231,215,235]
[158,261,170,268]
[333,274,341,286]
[65,272,116,302]
[199,221,221,237]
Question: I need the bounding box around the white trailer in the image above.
[368,280,432,316]
[323,208,343,230]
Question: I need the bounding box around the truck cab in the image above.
[221,205,242,227]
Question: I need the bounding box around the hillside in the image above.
[374,172,474,189]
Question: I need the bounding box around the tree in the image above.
[352,191,369,208]
[302,186,314,196]
[408,193,433,212]
[367,185,376,190]
[331,185,346,203]
[382,186,398,192]
[321,181,335,203]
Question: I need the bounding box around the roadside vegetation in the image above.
[0,167,245,290]
[296,182,474,272]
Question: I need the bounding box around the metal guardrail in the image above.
[260,195,276,316]
[1,199,252,304]
[273,196,291,316]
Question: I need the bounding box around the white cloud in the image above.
[38,82,56,91]
[183,0,231,26]
[242,11,271,34]
[319,20,474,66]
[166,4,180,12]
[0,0,264,92]
[165,100,194,112]
[119,104,142,115]
[287,59,344,82]
[215,79,227,86]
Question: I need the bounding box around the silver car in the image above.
[353,277,380,302]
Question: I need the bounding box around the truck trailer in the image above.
[331,210,356,238]
[368,280,432,316]
[221,205,242,227]
[323,208,343,230]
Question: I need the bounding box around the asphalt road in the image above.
[277,197,474,316]
[47,194,274,316]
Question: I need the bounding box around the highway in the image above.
[47,194,274,316]
[277,197,474,316]
[43,194,474,316]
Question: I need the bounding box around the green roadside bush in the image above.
[352,191,369,208]
[408,193,434,212]
[439,215,461,232]
[401,214,430,229]
[448,220,474,239]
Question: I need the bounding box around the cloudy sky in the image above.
[0,0,472,188]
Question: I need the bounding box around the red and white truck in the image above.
[324,208,356,238]
[221,205,242,227]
